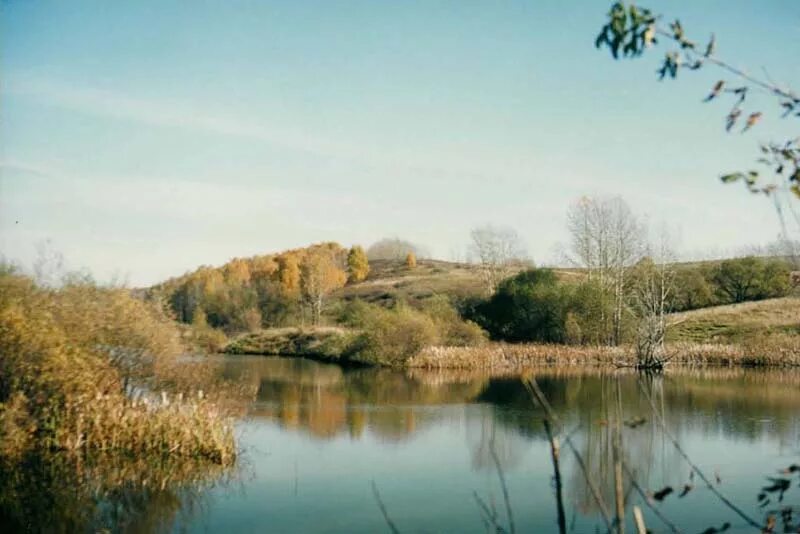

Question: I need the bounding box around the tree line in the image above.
[461,196,794,363]
[153,242,369,333]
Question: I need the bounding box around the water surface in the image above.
[9,356,800,533]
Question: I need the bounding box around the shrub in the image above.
[671,266,715,311]
[346,303,438,366]
[419,295,486,346]
[568,280,616,344]
[469,269,570,343]
[0,271,235,463]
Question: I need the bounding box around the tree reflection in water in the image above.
[228,357,800,531]
[8,356,798,532]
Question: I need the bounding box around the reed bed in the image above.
[409,338,800,370]
[51,392,235,463]
[409,344,628,369]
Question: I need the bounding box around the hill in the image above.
[331,258,582,307]
[667,297,800,344]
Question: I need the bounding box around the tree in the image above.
[470,269,569,343]
[595,2,799,236]
[300,248,347,325]
[347,245,370,283]
[712,256,790,303]
[278,254,301,297]
[469,224,527,294]
[628,236,677,368]
[565,196,644,344]
[672,267,714,311]
[405,252,417,269]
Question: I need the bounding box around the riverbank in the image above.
[225,327,360,363]
[225,326,800,369]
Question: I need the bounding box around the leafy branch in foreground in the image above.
[595,2,800,203]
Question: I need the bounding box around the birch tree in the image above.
[629,232,677,368]
[565,196,644,344]
[301,248,347,325]
[469,224,527,294]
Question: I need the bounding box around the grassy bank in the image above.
[225,327,357,363]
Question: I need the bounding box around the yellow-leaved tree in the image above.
[405,252,417,269]
[278,254,301,298]
[301,247,347,325]
[346,245,370,283]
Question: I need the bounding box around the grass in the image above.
[330,258,580,308]
[409,334,800,370]
[0,270,236,464]
[667,297,800,343]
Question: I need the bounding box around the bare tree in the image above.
[566,196,645,344]
[630,231,677,368]
[469,224,527,294]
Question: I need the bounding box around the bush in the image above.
[345,303,439,366]
[467,269,570,343]
[671,266,715,311]
[568,280,616,344]
[0,271,235,463]
[419,295,486,346]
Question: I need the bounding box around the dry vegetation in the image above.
[0,270,236,464]
[408,341,800,370]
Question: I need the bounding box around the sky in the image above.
[1,1,799,286]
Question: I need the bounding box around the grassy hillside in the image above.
[331,258,581,308]
[667,297,800,343]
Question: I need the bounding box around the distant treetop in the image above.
[366,238,428,261]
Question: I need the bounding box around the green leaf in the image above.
[720,173,742,184]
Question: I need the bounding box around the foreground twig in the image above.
[613,379,626,534]
[632,506,647,534]
[523,377,615,532]
[637,378,761,529]
[621,461,682,534]
[371,480,401,534]
[489,440,516,534]
[542,419,568,534]
[473,490,509,534]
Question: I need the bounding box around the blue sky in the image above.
[2,1,799,285]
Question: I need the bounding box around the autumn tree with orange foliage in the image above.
[406,252,417,269]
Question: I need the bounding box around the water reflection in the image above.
[213,357,800,532]
[5,357,800,532]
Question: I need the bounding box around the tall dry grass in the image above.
[409,338,800,369]
[0,271,235,464]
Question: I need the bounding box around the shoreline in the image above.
[224,333,800,370]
